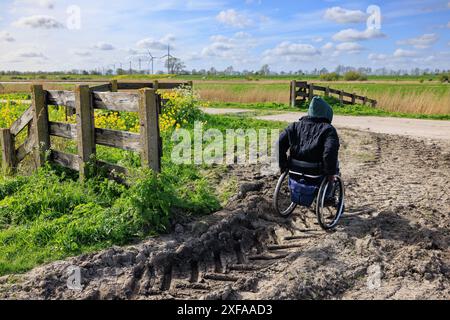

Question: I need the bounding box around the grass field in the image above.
[194,81,450,115]
[1,74,449,116]
[0,73,445,82]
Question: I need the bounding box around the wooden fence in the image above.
[290,80,377,108]
[0,81,196,180]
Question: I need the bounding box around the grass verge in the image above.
[0,112,286,276]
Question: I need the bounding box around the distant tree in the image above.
[319,68,329,75]
[224,66,234,75]
[116,68,126,75]
[259,64,270,76]
[165,57,186,74]
[208,67,217,75]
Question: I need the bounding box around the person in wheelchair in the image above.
[278,96,340,196]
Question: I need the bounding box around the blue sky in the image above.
[0,0,449,72]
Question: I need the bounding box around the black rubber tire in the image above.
[316,176,345,230]
[273,171,297,217]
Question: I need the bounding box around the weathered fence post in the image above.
[351,93,356,105]
[110,80,118,92]
[153,80,159,91]
[0,129,15,173]
[309,84,314,101]
[339,91,344,105]
[75,85,96,181]
[31,84,50,168]
[325,86,330,97]
[363,96,368,105]
[139,88,161,173]
[290,80,297,107]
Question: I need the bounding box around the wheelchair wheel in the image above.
[316,176,345,230]
[273,171,297,217]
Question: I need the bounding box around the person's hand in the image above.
[327,175,336,183]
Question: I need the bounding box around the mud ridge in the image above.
[1,129,449,300]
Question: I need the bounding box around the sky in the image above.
[0,0,449,72]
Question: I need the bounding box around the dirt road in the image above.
[1,128,449,300]
[256,112,450,141]
[201,108,450,141]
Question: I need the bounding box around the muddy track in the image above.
[1,129,449,300]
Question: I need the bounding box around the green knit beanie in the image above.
[308,96,334,122]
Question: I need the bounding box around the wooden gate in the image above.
[1,84,165,181]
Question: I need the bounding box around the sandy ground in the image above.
[1,128,449,300]
[201,108,450,141]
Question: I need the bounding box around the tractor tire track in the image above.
[1,129,449,300]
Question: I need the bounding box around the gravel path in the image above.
[202,108,450,141]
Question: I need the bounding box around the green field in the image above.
[0,73,445,82]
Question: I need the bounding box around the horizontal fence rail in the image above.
[0,80,186,181]
[290,80,377,108]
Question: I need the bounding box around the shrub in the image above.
[438,73,449,83]
[158,87,206,131]
[319,73,340,81]
[343,71,368,81]
[0,100,24,128]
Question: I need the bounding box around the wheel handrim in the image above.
[317,176,345,229]
[274,172,297,217]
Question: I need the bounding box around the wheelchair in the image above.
[273,159,345,230]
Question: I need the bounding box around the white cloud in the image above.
[397,33,439,49]
[263,42,320,62]
[312,36,324,43]
[216,9,252,28]
[136,35,174,51]
[201,33,256,60]
[17,51,47,58]
[324,7,367,24]
[202,42,234,55]
[234,31,251,39]
[393,49,417,58]
[0,31,15,42]
[3,49,48,62]
[447,21,450,28]
[368,53,388,61]
[13,0,55,9]
[321,42,334,50]
[93,42,115,51]
[333,28,386,42]
[127,48,139,55]
[71,50,92,57]
[336,42,364,53]
[13,15,63,29]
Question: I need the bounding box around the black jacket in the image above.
[278,116,340,175]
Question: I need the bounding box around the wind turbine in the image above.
[159,44,175,74]
[147,50,156,75]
